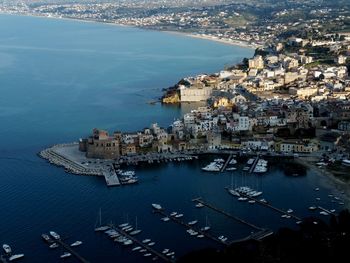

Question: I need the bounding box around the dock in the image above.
[103,170,120,186]
[229,229,274,244]
[109,224,175,263]
[192,197,263,231]
[248,157,259,174]
[220,154,233,172]
[239,194,302,221]
[55,239,90,263]
[317,206,336,216]
[153,209,229,246]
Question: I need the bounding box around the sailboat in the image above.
[200,215,211,232]
[227,174,240,197]
[129,217,142,235]
[95,208,110,232]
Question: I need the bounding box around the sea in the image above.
[0,14,347,263]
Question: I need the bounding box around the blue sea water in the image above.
[0,14,347,263]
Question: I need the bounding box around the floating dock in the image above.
[55,239,90,263]
[192,197,263,231]
[153,209,229,246]
[248,157,259,174]
[317,206,336,216]
[220,154,233,172]
[108,224,175,263]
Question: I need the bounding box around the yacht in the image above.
[341,159,350,166]
[119,223,129,228]
[3,244,11,254]
[60,252,71,258]
[174,213,183,218]
[161,217,170,222]
[70,241,83,247]
[166,252,175,256]
[49,243,59,249]
[248,200,256,204]
[95,226,110,232]
[41,234,51,243]
[148,242,155,246]
[9,254,24,262]
[287,209,294,213]
[195,203,204,208]
[142,239,151,244]
[229,159,237,165]
[320,211,329,216]
[308,206,317,210]
[139,249,147,253]
[218,235,227,242]
[226,167,237,171]
[49,231,60,240]
[151,203,162,210]
[129,216,142,235]
[144,253,152,257]
[162,249,170,254]
[197,234,204,238]
[200,226,210,232]
[132,246,142,251]
[188,220,198,226]
[170,212,177,217]
[123,240,133,246]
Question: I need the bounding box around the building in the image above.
[248,55,264,70]
[179,85,212,102]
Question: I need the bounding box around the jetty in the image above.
[249,157,259,174]
[103,170,120,186]
[318,206,336,216]
[192,197,263,231]
[108,224,175,263]
[220,154,233,172]
[55,239,90,263]
[153,209,229,246]
[239,194,302,221]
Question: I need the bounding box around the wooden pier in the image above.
[192,197,263,231]
[109,225,175,263]
[55,239,90,263]
[220,154,233,172]
[153,209,229,246]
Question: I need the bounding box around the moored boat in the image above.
[49,231,60,240]
[70,241,83,247]
[3,244,11,254]
[151,203,162,210]
[60,252,71,258]
[9,254,24,262]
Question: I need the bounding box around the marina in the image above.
[54,238,90,263]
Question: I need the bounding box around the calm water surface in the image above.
[0,14,346,263]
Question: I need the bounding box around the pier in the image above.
[153,209,229,246]
[220,154,233,172]
[317,206,336,216]
[192,197,263,231]
[108,225,175,263]
[55,239,90,263]
[248,157,259,174]
[103,170,120,186]
[239,194,302,221]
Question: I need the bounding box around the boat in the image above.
[70,241,83,247]
[170,212,177,217]
[129,216,142,235]
[49,243,59,249]
[229,159,237,165]
[119,223,129,228]
[60,252,71,258]
[218,235,227,242]
[132,246,142,251]
[94,208,110,232]
[166,252,175,256]
[148,242,155,246]
[144,253,152,257]
[123,227,133,232]
[142,239,151,244]
[9,254,24,261]
[123,240,133,246]
[197,234,204,238]
[341,159,350,166]
[162,249,170,254]
[248,200,256,204]
[320,211,329,216]
[195,203,204,208]
[3,244,11,254]
[174,213,183,218]
[214,158,225,163]
[139,249,147,253]
[259,198,268,203]
[287,209,294,213]
[49,231,60,240]
[188,220,198,226]
[41,234,52,243]
[151,203,162,210]
[238,197,248,201]
[226,167,237,171]
[200,216,211,232]
[309,206,317,210]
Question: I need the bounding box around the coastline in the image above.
[0,12,257,50]
[295,158,350,208]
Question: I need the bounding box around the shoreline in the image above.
[0,12,257,50]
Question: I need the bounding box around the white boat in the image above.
[248,200,256,204]
[218,235,227,242]
[161,217,170,222]
[166,252,175,256]
[162,249,170,254]
[60,252,71,258]
[49,231,60,240]
[229,159,237,165]
[197,234,204,238]
[174,213,183,218]
[139,249,147,253]
[287,209,293,213]
[132,246,142,251]
[151,203,162,210]
[94,208,110,231]
[341,159,350,166]
[309,206,317,210]
[238,197,248,201]
[214,158,225,163]
[200,216,211,232]
[320,211,329,216]
[9,254,24,262]
[142,239,151,244]
[170,212,177,217]
[41,234,51,243]
[119,223,129,228]
[144,253,152,257]
[195,203,204,208]
[226,167,237,171]
[49,243,59,249]
[188,220,198,226]
[3,244,11,254]
[70,241,82,247]
[148,242,155,246]
[130,230,142,235]
[259,198,267,203]
[123,240,133,246]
